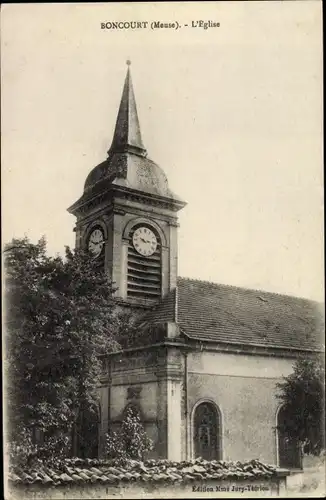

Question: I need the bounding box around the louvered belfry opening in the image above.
[127,224,162,300]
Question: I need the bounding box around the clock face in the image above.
[132,227,158,257]
[88,228,104,258]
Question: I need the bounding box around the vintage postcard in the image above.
[1,1,324,498]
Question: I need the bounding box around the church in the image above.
[67,62,323,469]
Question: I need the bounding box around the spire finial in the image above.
[126,59,131,66]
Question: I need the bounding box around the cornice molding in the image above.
[154,366,183,381]
[98,336,322,361]
[183,336,324,359]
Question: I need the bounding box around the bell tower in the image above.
[67,62,186,309]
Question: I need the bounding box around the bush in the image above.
[276,356,325,456]
[7,427,71,469]
[105,406,153,461]
[7,428,39,469]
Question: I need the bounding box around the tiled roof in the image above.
[143,277,324,351]
[8,458,282,486]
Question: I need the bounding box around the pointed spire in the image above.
[108,60,147,157]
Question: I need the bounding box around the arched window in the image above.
[72,405,100,459]
[277,405,302,469]
[193,402,221,460]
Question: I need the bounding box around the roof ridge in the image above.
[177,276,322,304]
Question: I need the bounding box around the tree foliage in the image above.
[276,355,325,455]
[4,236,133,463]
[105,406,153,461]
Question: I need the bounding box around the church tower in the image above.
[68,61,186,309]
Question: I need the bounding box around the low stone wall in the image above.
[7,477,287,499]
[6,458,290,499]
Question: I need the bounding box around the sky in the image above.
[1,2,324,301]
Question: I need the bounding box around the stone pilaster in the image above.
[166,378,182,461]
[111,211,126,298]
[167,348,183,461]
[168,221,179,291]
[155,347,183,461]
[156,377,167,458]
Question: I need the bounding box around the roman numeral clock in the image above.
[88,228,105,258]
[132,227,157,257]
[86,227,105,269]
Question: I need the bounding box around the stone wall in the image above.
[100,348,169,459]
[99,345,298,464]
[6,477,287,499]
[186,350,296,464]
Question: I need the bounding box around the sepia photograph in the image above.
[1,1,324,498]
